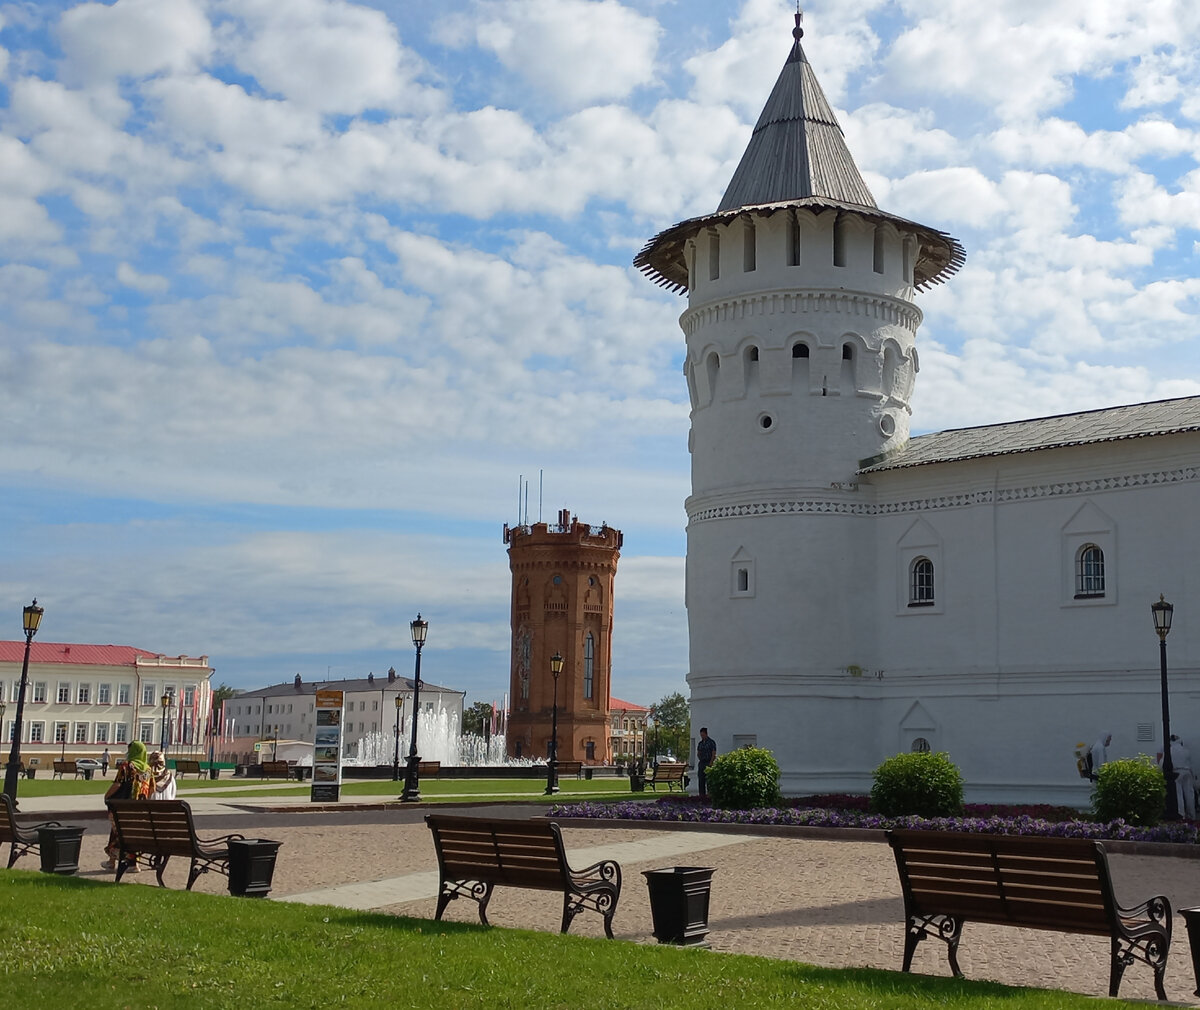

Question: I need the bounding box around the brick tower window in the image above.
[584,634,595,699]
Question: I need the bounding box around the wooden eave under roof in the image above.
[633,198,966,295]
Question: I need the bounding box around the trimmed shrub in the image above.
[870,751,964,818]
[1092,756,1166,826]
[705,747,781,810]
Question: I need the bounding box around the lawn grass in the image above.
[8,774,646,803]
[0,871,1141,1010]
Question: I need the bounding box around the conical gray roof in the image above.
[634,18,964,294]
[717,36,876,211]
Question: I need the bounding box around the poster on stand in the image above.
[311,689,344,802]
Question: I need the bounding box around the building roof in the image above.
[716,29,876,212]
[0,642,170,667]
[610,697,649,713]
[860,395,1200,473]
[235,675,463,699]
[633,15,964,295]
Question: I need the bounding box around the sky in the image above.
[2,0,1199,708]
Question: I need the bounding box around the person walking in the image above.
[696,727,717,799]
[100,748,110,777]
[1171,735,1196,820]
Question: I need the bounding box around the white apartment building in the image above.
[0,641,214,767]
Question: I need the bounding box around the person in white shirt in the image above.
[1170,735,1195,819]
[1089,732,1112,779]
[148,751,177,801]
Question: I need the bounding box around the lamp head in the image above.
[550,652,564,678]
[23,599,43,636]
[395,695,404,710]
[1152,594,1174,640]
[161,692,171,708]
[410,613,428,647]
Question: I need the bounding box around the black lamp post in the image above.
[392,695,403,781]
[160,692,171,754]
[1153,594,1178,821]
[4,599,44,806]
[650,706,659,767]
[544,652,563,796]
[401,613,427,802]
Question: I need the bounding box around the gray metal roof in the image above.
[859,396,1200,473]
[235,675,463,699]
[633,19,964,295]
[717,37,876,212]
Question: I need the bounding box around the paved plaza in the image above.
[18,791,1200,1004]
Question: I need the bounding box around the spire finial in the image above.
[794,6,804,41]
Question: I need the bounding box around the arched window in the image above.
[911,737,931,753]
[743,219,756,272]
[1076,544,1105,598]
[909,557,934,606]
[708,231,720,281]
[584,634,594,699]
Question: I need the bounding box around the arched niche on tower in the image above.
[692,343,722,408]
[880,337,914,405]
[789,330,816,394]
[838,332,869,396]
[731,335,763,399]
[544,573,568,617]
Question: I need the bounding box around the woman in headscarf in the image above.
[148,751,177,801]
[101,740,154,870]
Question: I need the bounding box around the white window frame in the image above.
[118,683,131,705]
[114,723,128,744]
[138,722,155,744]
[909,557,935,606]
[1062,502,1116,608]
[98,683,112,704]
[1075,543,1105,598]
[95,723,110,744]
[142,683,157,707]
[29,722,45,743]
[77,683,91,704]
[54,721,69,744]
[74,722,88,744]
[57,682,71,704]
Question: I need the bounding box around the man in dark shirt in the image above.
[696,727,717,798]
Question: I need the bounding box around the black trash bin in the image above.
[209,767,221,780]
[1181,907,1200,996]
[643,866,715,946]
[38,825,85,875]
[82,769,93,781]
[227,838,283,898]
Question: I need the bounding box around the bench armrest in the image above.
[569,858,622,893]
[196,831,246,851]
[1117,894,1171,934]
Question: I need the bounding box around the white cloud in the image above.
[214,0,437,115]
[57,0,214,84]
[116,262,169,294]
[438,0,661,110]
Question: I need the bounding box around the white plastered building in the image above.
[634,17,1200,804]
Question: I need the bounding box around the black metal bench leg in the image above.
[477,883,494,926]
[901,921,921,972]
[7,842,18,869]
[154,854,171,888]
[1108,937,1127,998]
[434,885,453,921]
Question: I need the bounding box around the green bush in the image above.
[705,746,781,809]
[870,751,964,817]
[1092,755,1166,826]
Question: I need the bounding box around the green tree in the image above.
[650,691,690,763]
[212,683,237,705]
[462,701,495,736]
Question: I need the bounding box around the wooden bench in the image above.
[52,760,81,780]
[173,759,204,779]
[259,760,293,780]
[0,793,69,868]
[556,760,583,779]
[107,799,246,890]
[647,761,688,792]
[426,814,621,937]
[887,829,1171,1000]
[418,760,440,777]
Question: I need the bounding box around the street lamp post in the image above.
[160,693,171,755]
[401,614,428,802]
[272,725,279,761]
[1153,595,1179,821]
[544,652,563,796]
[392,695,403,781]
[4,599,44,806]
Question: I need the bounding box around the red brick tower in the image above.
[503,509,621,763]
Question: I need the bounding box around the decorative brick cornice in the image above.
[681,289,922,338]
[687,466,1198,525]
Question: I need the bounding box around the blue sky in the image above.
[2,0,1199,707]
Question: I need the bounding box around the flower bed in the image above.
[547,797,1200,845]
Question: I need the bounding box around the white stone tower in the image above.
[634,14,964,790]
